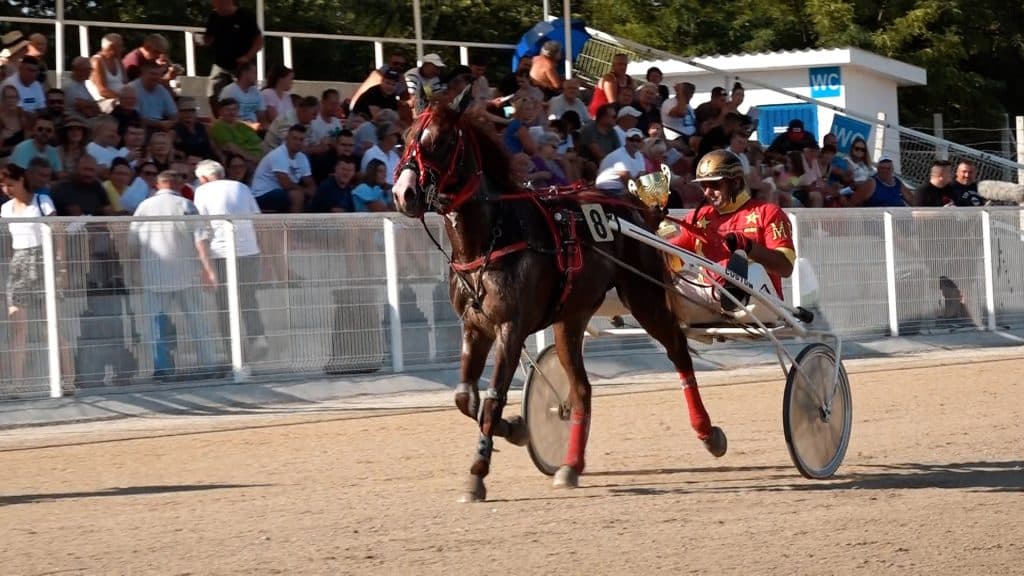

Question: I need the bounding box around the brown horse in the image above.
[391,90,727,503]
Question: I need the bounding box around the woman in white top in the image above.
[261,64,294,124]
[1,162,60,384]
[87,33,126,114]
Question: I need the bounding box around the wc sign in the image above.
[809,66,842,98]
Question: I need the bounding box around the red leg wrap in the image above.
[680,372,712,440]
[564,410,591,473]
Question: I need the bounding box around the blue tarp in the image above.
[512,18,591,71]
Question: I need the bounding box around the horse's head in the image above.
[392,87,481,218]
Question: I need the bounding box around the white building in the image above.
[628,47,927,171]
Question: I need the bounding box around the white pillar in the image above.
[55,0,65,87]
[223,221,245,381]
[562,0,573,79]
[282,36,293,69]
[883,211,899,337]
[384,218,404,372]
[1016,116,1024,184]
[982,211,997,331]
[77,25,89,58]
[256,0,266,84]
[873,112,887,171]
[934,113,947,161]
[184,31,197,77]
[412,0,424,63]
[374,42,384,69]
[41,225,62,398]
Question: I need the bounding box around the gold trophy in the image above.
[628,164,678,240]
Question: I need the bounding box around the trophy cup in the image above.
[628,164,678,239]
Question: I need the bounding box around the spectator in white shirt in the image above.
[219,60,267,131]
[309,88,342,143]
[85,115,129,176]
[596,127,648,192]
[193,159,269,361]
[360,121,403,186]
[250,124,316,213]
[547,79,590,125]
[1,55,45,114]
[405,53,445,116]
[128,60,177,131]
[260,64,294,124]
[660,81,697,144]
[613,105,642,144]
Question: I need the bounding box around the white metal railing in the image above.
[3,13,517,86]
[1,208,1022,402]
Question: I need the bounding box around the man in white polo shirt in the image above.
[193,159,269,362]
[1,55,45,113]
[596,127,648,192]
[249,124,316,213]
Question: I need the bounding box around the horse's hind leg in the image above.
[616,263,727,458]
[455,327,493,420]
[551,316,592,489]
[459,322,530,503]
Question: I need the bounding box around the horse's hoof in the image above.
[552,466,580,489]
[457,475,487,503]
[703,426,728,458]
[504,415,530,447]
[454,388,479,420]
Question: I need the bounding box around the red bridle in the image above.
[398,110,483,215]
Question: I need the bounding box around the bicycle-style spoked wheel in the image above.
[783,343,853,479]
[522,344,573,476]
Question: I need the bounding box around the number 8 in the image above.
[589,209,607,239]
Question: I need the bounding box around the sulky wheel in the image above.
[522,344,573,476]
[783,343,853,480]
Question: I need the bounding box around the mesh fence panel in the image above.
[0,225,54,399]
[987,210,1024,327]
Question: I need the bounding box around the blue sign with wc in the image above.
[809,66,842,98]
[829,115,873,154]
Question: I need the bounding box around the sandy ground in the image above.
[1,350,1022,576]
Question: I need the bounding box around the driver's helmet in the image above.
[693,149,745,183]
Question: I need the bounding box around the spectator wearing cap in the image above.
[847,157,913,207]
[529,40,563,99]
[128,60,178,132]
[766,119,816,163]
[405,53,445,116]
[503,96,542,155]
[209,97,262,165]
[261,64,294,124]
[596,127,647,192]
[2,55,45,114]
[548,79,590,126]
[57,116,89,177]
[173,96,215,160]
[352,67,402,119]
[0,30,31,79]
[613,105,642,145]
[350,51,412,126]
[660,81,697,144]
[250,123,315,213]
[360,122,403,186]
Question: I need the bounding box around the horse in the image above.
[390,89,728,503]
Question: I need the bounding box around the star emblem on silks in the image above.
[745,212,760,225]
[696,216,710,229]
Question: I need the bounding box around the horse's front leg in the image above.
[551,317,592,489]
[459,321,529,503]
[454,326,493,420]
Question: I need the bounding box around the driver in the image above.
[664,149,796,323]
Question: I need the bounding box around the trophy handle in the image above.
[660,163,672,183]
[627,178,638,195]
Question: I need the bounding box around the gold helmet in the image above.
[693,149,745,183]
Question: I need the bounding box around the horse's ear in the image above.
[453,85,474,115]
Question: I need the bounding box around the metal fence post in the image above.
[223,220,245,381]
[883,211,899,337]
[54,0,65,87]
[981,210,997,331]
[77,25,89,58]
[282,36,293,69]
[41,224,62,398]
[184,31,196,77]
[788,212,802,307]
[383,218,404,372]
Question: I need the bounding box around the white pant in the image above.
[596,263,782,326]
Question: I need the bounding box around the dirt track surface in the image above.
[1,351,1022,575]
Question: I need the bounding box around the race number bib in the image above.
[580,204,614,242]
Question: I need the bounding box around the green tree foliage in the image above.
[2,0,1021,130]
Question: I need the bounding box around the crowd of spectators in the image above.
[0,5,997,386]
